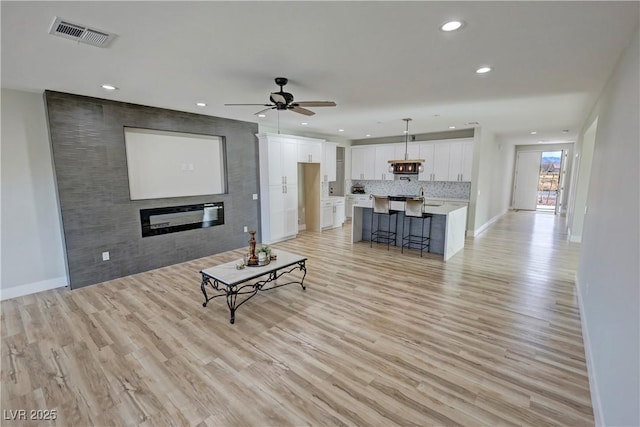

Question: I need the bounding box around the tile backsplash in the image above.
[347,179,471,200]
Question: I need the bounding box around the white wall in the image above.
[469,127,513,235]
[576,29,639,427]
[568,121,597,242]
[0,89,67,299]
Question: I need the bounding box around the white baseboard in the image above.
[0,276,67,301]
[576,274,604,427]
[469,209,507,237]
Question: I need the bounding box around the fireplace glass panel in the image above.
[140,202,224,237]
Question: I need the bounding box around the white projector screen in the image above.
[124,128,226,200]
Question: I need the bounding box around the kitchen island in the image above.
[351,201,467,261]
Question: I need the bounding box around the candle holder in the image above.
[247,230,258,266]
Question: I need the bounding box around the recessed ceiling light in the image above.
[441,20,464,32]
[196,102,207,107]
[449,126,456,129]
[338,129,345,132]
[366,134,371,137]
[257,114,266,118]
[530,131,537,135]
[101,84,117,90]
[301,122,308,126]
[476,66,492,74]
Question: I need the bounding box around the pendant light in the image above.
[388,118,425,175]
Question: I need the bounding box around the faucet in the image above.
[419,186,424,198]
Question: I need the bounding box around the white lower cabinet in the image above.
[267,183,298,242]
[334,199,345,226]
[345,195,354,219]
[346,195,371,218]
[322,198,345,229]
[321,201,334,229]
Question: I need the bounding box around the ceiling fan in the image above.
[224,77,336,116]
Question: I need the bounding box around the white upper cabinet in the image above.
[297,140,322,163]
[351,146,375,180]
[322,142,337,182]
[418,142,435,181]
[374,145,396,181]
[266,136,298,185]
[448,140,474,181]
[433,142,451,181]
[461,141,474,181]
[350,138,473,182]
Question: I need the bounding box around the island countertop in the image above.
[421,204,467,215]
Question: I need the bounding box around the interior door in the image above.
[513,151,541,210]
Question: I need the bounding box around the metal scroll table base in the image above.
[200,260,306,324]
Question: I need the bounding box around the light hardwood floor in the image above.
[1,211,593,426]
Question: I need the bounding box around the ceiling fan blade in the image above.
[254,107,274,116]
[224,103,273,106]
[290,106,315,116]
[294,101,336,107]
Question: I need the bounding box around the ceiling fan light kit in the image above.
[225,77,336,117]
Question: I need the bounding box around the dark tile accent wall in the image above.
[44,91,260,289]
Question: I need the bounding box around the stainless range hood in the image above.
[388,118,424,175]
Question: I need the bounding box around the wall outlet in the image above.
[102,251,110,261]
[243,226,248,233]
[252,193,258,200]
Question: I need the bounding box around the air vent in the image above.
[48,17,116,48]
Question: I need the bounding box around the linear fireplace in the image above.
[140,202,224,237]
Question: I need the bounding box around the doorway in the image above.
[513,149,565,213]
[536,151,563,212]
[297,163,321,232]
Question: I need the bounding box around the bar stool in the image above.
[370,196,399,250]
[402,198,432,257]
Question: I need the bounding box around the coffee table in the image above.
[200,250,307,324]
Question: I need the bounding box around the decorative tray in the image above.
[246,259,270,267]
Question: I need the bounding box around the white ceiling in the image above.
[2,1,638,144]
